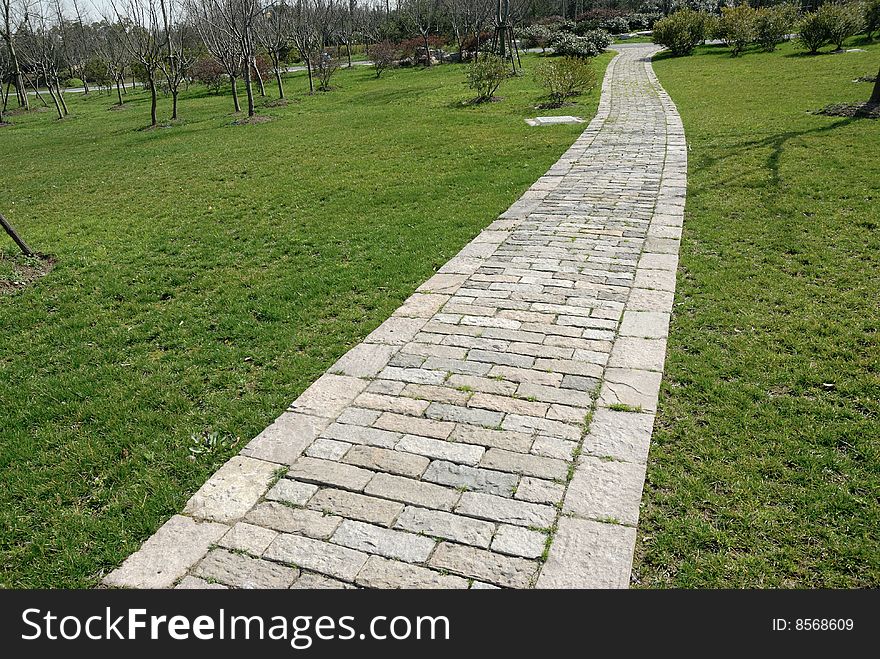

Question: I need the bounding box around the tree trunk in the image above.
[231,76,241,112]
[275,68,284,99]
[116,79,123,105]
[27,77,48,107]
[346,41,352,67]
[243,62,255,116]
[171,89,178,120]
[55,78,69,116]
[82,73,90,95]
[149,75,157,126]
[871,67,880,104]
[253,58,266,97]
[306,58,314,94]
[6,38,29,109]
[46,82,63,119]
[0,212,35,256]
[422,32,432,67]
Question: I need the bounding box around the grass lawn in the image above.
[0,53,611,588]
[634,39,880,587]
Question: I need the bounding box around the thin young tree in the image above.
[403,0,436,66]
[157,0,193,120]
[95,18,130,105]
[1,0,29,109]
[204,0,261,116]
[290,0,319,93]
[18,2,66,118]
[256,0,293,98]
[188,0,245,112]
[113,0,165,127]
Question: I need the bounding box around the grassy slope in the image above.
[0,54,611,588]
[634,41,880,587]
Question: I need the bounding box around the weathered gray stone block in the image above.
[184,456,279,523]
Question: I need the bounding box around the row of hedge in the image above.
[654,1,880,57]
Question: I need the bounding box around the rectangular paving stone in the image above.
[244,502,342,539]
[308,488,404,527]
[265,479,319,507]
[564,456,647,527]
[218,522,279,556]
[377,366,447,385]
[491,525,547,559]
[184,456,280,523]
[331,343,397,378]
[423,460,518,496]
[402,383,471,405]
[395,293,449,318]
[515,477,566,505]
[396,434,485,466]
[429,542,538,588]
[194,548,299,589]
[536,517,636,589]
[425,402,504,428]
[487,365,563,386]
[374,412,454,439]
[290,374,368,418]
[287,457,375,491]
[582,407,655,464]
[598,368,664,412]
[455,492,556,528]
[305,438,351,461]
[331,519,435,563]
[501,414,581,441]
[450,425,533,453]
[322,422,400,449]
[353,392,430,416]
[175,576,228,590]
[393,506,495,548]
[103,515,228,588]
[446,374,517,396]
[264,533,369,582]
[482,447,569,481]
[467,392,549,417]
[290,573,357,589]
[364,316,428,345]
[355,556,469,589]
[364,473,461,511]
[343,445,430,478]
[607,336,667,372]
[241,412,330,465]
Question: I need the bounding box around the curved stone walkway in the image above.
[104,43,686,590]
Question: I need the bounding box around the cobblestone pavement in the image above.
[105,43,686,590]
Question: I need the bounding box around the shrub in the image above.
[367,41,397,78]
[551,30,612,58]
[535,56,597,105]
[867,0,880,38]
[716,4,757,57]
[754,3,799,52]
[599,16,631,34]
[309,52,339,91]
[652,9,713,56]
[465,54,509,102]
[625,12,662,31]
[519,24,554,51]
[575,8,624,33]
[461,31,493,53]
[797,10,832,53]
[191,57,224,93]
[822,2,865,49]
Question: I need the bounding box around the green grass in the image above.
[0,53,611,588]
[633,40,880,587]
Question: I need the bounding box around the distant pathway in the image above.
[105,43,686,590]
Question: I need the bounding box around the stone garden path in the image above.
[105,43,686,590]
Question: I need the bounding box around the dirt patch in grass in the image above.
[815,101,880,118]
[0,253,55,294]
[231,114,274,125]
[262,98,296,108]
[853,74,877,82]
[107,104,128,111]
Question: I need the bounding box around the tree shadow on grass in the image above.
[696,117,858,188]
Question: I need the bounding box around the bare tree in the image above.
[18,1,67,118]
[290,0,318,93]
[201,0,261,116]
[157,0,193,119]
[256,0,293,98]
[188,0,244,112]
[1,0,28,109]
[112,0,165,126]
[403,0,436,67]
[95,18,130,105]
